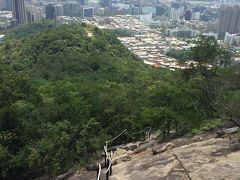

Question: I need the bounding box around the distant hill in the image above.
[2,22,149,82]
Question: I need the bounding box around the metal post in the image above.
[106,159,109,180]
[110,152,112,176]
[96,166,99,180]
[110,162,112,176]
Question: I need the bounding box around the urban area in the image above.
[1,0,240,69]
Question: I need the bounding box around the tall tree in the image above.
[188,36,231,116]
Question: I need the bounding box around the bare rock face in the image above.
[110,137,240,180]
[152,142,175,155]
[73,133,240,180]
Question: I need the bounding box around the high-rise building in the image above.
[26,6,43,23]
[142,6,156,15]
[131,6,140,15]
[0,0,11,10]
[0,0,6,10]
[156,4,165,16]
[185,10,192,21]
[192,11,200,20]
[169,1,184,20]
[101,0,112,8]
[100,0,112,15]
[170,8,180,20]
[78,0,85,6]
[217,6,240,37]
[82,6,94,18]
[6,0,11,10]
[26,10,34,23]
[54,4,63,17]
[12,0,27,24]
[63,2,81,17]
[46,4,55,20]
[171,1,180,9]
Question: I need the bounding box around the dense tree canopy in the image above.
[165,49,191,63]
[0,23,239,179]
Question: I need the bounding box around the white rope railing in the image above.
[97,163,101,180]
[131,129,145,135]
[96,128,152,179]
[106,129,127,144]
[102,159,112,174]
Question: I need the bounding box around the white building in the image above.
[224,32,240,46]
[202,32,218,39]
[139,13,153,24]
[170,8,180,20]
[192,12,201,20]
[0,34,5,41]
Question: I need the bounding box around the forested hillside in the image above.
[0,22,239,179]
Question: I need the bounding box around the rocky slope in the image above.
[112,138,240,180]
[71,128,240,180]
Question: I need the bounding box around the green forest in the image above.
[0,22,239,179]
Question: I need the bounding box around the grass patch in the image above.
[188,118,224,136]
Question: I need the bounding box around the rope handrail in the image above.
[97,164,101,180]
[131,129,146,135]
[125,131,135,139]
[132,127,152,135]
[106,129,127,144]
[96,127,152,179]
[125,128,151,140]
[102,159,112,174]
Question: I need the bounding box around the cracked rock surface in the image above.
[110,137,240,180]
[71,132,240,180]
